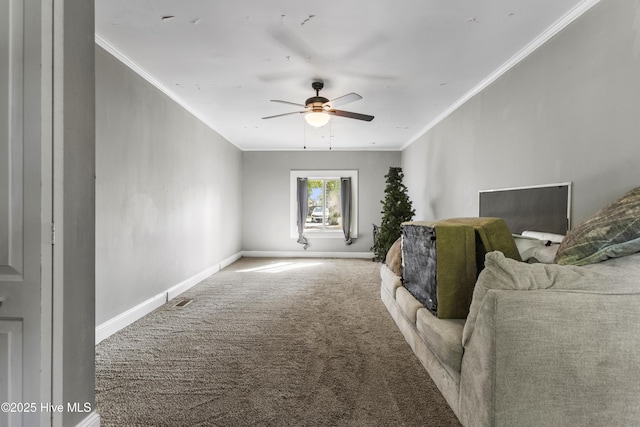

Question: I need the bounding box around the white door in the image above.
[1,0,53,426]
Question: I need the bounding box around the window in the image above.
[306,178,341,231]
[290,170,358,239]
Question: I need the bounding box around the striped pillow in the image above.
[555,187,640,265]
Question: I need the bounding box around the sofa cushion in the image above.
[395,286,424,324]
[385,237,403,276]
[555,186,640,265]
[415,308,465,382]
[380,263,402,299]
[463,250,640,347]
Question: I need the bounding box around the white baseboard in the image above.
[95,251,366,344]
[75,411,100,427]
[166,252,242,300]
[95,293,166,345]
[242,250,374,259]
[95,252,242,344]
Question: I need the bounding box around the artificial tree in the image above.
[371,166,415,261]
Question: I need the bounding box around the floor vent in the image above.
[175,299,193,307]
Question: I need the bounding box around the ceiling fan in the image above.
[262,80,374,127]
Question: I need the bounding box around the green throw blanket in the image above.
[402,217,521,319]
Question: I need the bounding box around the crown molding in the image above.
[95,0,601,154]
[402,0,602,150]
[94,33,241,149]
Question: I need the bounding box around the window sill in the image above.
[294,230,358,239]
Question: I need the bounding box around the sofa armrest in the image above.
[459,288,640,427]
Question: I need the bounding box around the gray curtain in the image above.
[340,177,352,245]
[296,177,309,250]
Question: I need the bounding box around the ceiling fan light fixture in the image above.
[263,80,373,125]
[305,111,330,127]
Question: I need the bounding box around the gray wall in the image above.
[242,151,401,254]
[95,46,243,325]
[402,0,640,228]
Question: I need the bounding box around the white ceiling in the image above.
[95,0,594,151]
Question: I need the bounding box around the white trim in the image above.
[94,250,370,343]
[74,411,100,427]
[95,1,600,154]
[241,146,400,152]
[166,252,241,300]
[479,181,572,193]
[39,0,55,422]
[94,34,239,150]
[95,293,166,345]
[403,0,601,150]
[0,321,22,426]
[242,250,373,259]
[299,230,349,239]
[95,252,242,344]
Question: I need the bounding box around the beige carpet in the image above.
[96,257,461,426]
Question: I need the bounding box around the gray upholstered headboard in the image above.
[478,182,572,235]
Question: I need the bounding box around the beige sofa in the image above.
[381,250,640,426]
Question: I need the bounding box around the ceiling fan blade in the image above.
[325,92,362,108]
[271,100,307,108]
[327,109,374,122]
[262,111,307,120]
